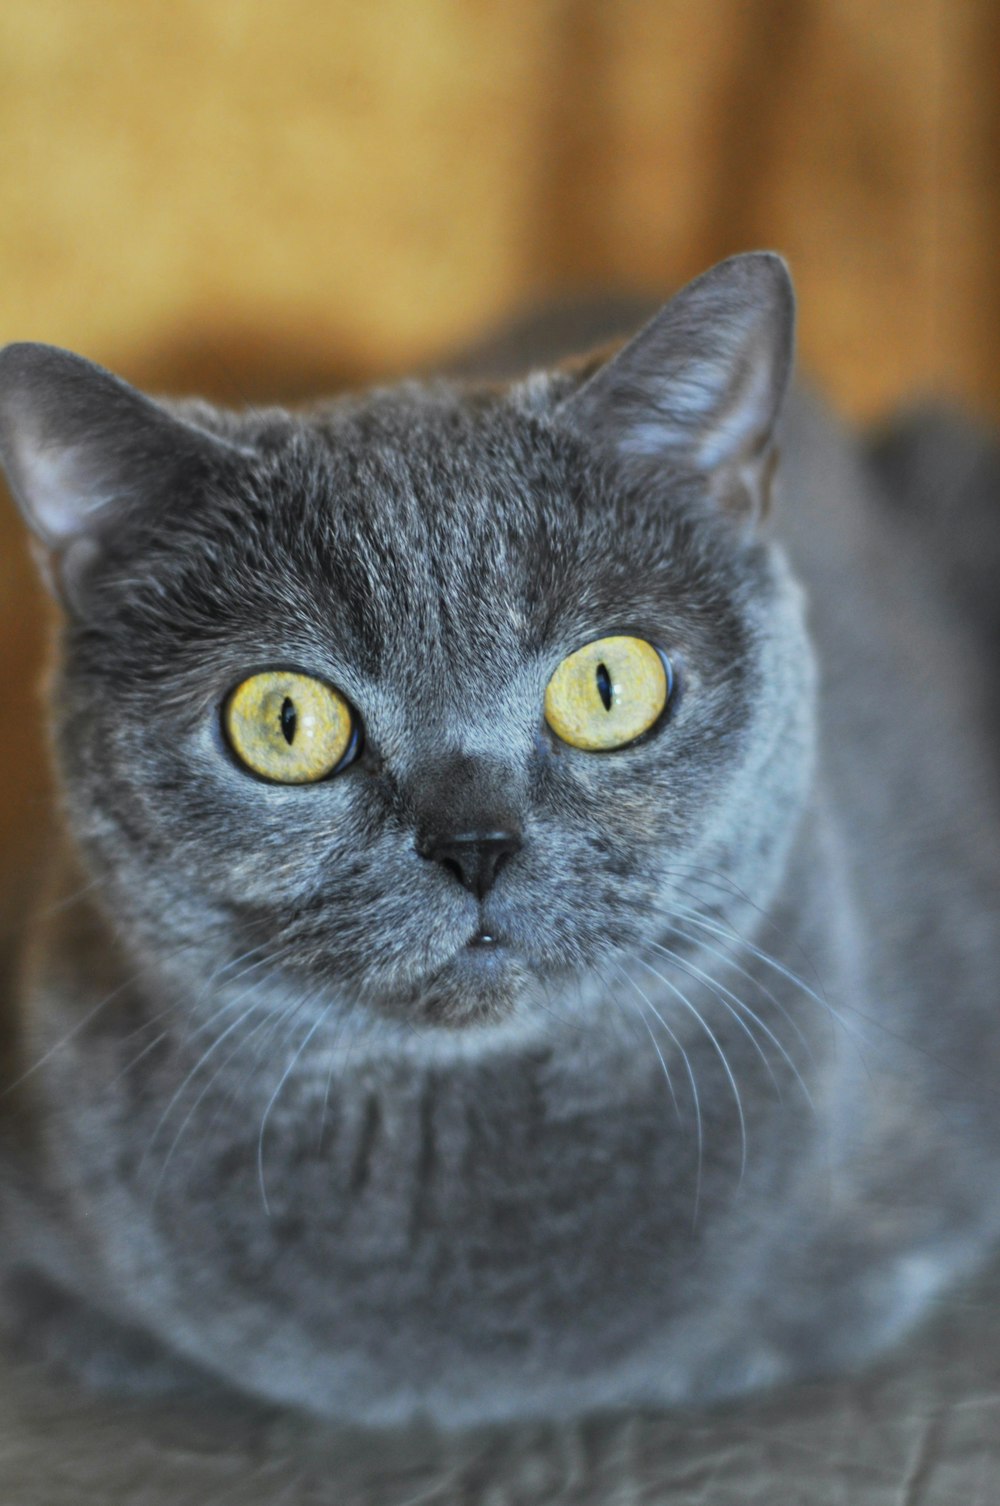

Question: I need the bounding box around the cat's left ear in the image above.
[559,252,795,519]
[0,342,250,610]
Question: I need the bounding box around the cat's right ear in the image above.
[557,253,795,521]
[0,342,249,612]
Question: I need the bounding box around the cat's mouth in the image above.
[400,923,534,1027]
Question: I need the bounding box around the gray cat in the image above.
[0,253,998,1429]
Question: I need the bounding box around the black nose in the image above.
[420,829,522,900]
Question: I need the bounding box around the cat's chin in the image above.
[396,941,535,1029]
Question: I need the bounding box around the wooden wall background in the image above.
[0,0,997,868]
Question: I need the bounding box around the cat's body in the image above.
[1,255,998,1428]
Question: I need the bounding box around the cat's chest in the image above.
[68,1023,757,1306]
[141,1037,709,1249]
[35,998,838,1422]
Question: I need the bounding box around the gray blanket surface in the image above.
[1,1256,998,1504]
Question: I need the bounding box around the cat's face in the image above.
[0,254,812,1028]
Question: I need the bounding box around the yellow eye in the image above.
[544,636,670,751]
[224,671,355,784]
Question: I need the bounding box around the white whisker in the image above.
[1,938,201,1098]
[196,986,319,1158]
[138,973,286,1188]
[608,963,680,1120]
[643,936,817,1118]
[632,953,747,1184]
[655,912,817,1069]
[258,1006,332,1217]
[662,861,830,993]
[608,959,704,1225]
[652,890,870,1074]
[145,997,284,1199]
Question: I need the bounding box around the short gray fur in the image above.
[0,254,998,1430]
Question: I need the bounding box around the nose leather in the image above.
[420,829,522,900]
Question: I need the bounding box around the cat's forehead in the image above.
[81,380,745,713]
[308,384,580,540]
[232,390,692,658]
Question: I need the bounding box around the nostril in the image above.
[440,856,466,888]
[418,828,523,900]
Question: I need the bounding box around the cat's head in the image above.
[0,253,812,1030]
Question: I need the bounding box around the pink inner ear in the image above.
[558,254,794,506]
[693,346,782,472]
[8,432,118,545]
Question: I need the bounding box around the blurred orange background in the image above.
[0,0,997,880]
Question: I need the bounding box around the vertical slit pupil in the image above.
[280,697,297,745]
[596,662,613,712]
